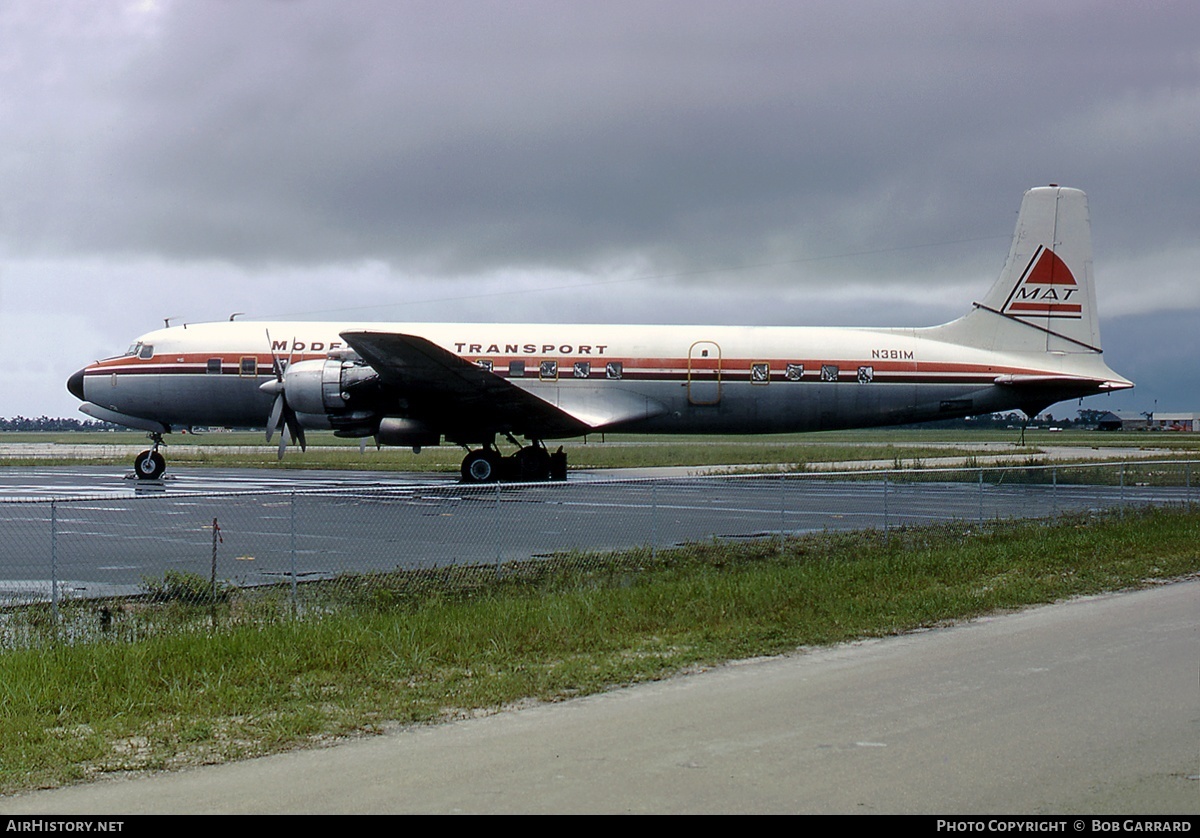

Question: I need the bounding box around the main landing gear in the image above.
[133,432,167,480]
[459,439,567,484]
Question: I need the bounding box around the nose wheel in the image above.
[134,433,167,480]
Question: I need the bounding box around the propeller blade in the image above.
[264,329,306,458]
[265,329,285,380]
[264,329,298,453]
[266,393,285,443]
[279,401,306,454]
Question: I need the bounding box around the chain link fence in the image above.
[1,460,1195,647]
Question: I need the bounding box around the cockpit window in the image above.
[138,344,154,360]
[126,342,142,357]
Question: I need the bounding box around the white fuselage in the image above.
[73,318,1125,438]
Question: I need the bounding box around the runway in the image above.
[0,464,1192,604]
[0,464,443,498]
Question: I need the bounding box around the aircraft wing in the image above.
[340,330,595,439]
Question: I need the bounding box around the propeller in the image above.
[262,330,307,460]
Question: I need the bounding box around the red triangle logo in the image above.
[1023,247,1076,286]
[1001,246,1083,319]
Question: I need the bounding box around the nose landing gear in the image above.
[133,433,167,480]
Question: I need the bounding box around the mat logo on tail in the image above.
[1002,246,1082,319]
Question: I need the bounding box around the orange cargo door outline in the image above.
[687,340,721,405]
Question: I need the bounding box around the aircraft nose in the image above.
[67,367,87,401]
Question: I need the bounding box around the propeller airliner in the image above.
[67,186,1131,482]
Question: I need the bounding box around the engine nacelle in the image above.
[283,357,386,435]
[375,417,440,449]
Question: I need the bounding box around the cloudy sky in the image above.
[2,1,1197,420]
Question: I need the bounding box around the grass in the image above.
[1,505,1197,794]
[0,430,981,472]
[3,427,1196,473]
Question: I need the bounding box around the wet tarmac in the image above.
[0,464,445,499]
[0,463,1193,604]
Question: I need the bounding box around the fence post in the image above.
[50,499,59,624]
[883,473,889,537]
[495,481,502,575]
[978,467,984,524]
[778,473,786,554]
[1120,463,1126,513]
[289,491,298,615]
[651,480,657,561]
[1052,466,1057,518]
[211,518,221,630]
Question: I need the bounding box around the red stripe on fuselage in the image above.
[85,353,1051,387]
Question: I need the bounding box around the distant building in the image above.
[1147,413,1200,432]
[1095,411,1199,432]
[1096,411,1145,431]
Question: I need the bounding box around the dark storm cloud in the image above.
[2,1,1197,417]
[8,1,1199,281]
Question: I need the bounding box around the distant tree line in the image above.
[2,409,1115,434]
[901,409,1110,431]
[0,416,119,431]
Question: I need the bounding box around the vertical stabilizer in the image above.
[983,186,1099,350]
[930,186,1103,354]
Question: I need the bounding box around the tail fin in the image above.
[931,186,1102,354]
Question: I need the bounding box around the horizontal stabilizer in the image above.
[993,373,1132,393]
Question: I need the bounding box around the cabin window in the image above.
[786,363,804,381]
[240,357,258,377]
[573,361,591,379]
[539,360,558,381]
[751,362,770,384]
[206,358,223,375]
[857,366,874,384]
[138,344,154,359]
[508,360,525,378]
[820,364,839,382]
[606,361,623,380]
[477,359,493,372]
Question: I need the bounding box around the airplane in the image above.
[66,185,1132,482]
